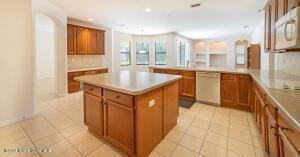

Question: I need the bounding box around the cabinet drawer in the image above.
[84,84,102,97]
[165,70,180,75]
[181,71,195,77]
[221,73,235,80]
[104,89,134,107]
[278,112,300,153]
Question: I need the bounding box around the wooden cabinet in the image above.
[76,27,88,55]
[180,71,196,100]
[165,70,180,75]
[221,74,236,107]
[153,68,166,74]
[136,88,163,157]
[68,68,108,93]
[270,0,277,52]
[266,108,279,157]
[236,75,251,108]
[265,4,271,51]
[67,25,76,55]
[67,24,105,55]
[84,88,103,136]
[103,98,135,156]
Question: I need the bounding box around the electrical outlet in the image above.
[149,99,155,108]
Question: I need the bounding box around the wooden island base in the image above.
[83,80,179,157]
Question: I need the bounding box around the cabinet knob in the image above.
[280,127,288,131]
[270,126,275,130]
[115,95,120,99]
[90,88,94,91]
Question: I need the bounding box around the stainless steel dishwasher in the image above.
[196,72,221,105]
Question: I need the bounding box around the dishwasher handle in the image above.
[196,73,220,78]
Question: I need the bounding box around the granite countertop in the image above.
[75,71,181,95]
[68,67,108,73]
[249,69,300,132]
[149,66,249,74]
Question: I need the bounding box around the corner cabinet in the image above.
[221,73,251,111]
[67,24,105,55]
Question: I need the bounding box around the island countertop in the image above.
[75,71,181,95]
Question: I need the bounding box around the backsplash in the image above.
[275,52,300,76]
[67,55,106,70]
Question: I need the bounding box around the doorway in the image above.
[35,14,57,102]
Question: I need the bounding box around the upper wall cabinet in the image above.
[264,0,299,53]
[67,24,105,55]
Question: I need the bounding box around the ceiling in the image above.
[49,0,267,39]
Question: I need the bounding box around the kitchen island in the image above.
[75,71,181,157]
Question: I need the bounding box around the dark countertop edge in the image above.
[249,72,300,133]
[75,75,182,96]
[68,67,108,73]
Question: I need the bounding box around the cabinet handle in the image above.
[90,88,94,91]
[280,127,288,131]
[115,95,120,99]
[270,126,275,130]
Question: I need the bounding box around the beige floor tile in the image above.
[172,145,197,157]
[186,126,207,139]
[40,140,72,157]
[87,145,121,157]
[0,126,28,146]
[252,135,265,149]
[255,147,269,157]
[173,121,190,133]
[177,115,194,125]
[34,133,64,148]
[75,137,103,156]
[66,130,95,146]
[179,107,187,115]
[191,119,211,130]
[149,151,164,157]
[208,123,228,136]
[228,139,256,157]
[60,123,87,138]
[57,148,83,157]
[229,130,253,145]
[211,117,229,127]
[200,141,227,157]
[227,150,243,157]
[183,109,199,117]
[27,127,58,142]
[166,130,184,144]
[250,125,260,136]
[154,139,177,157]
[205,132,228,148]
[179,134,203,152]
[229,123,251,134]
[22,121,54,135]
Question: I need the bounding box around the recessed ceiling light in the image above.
[244,26,249,28]
[145,8,152,12]
[88,18,93,22]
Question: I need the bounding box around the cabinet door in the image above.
[287,0,297,12]
[84,92,103,136]
[87,29,97,54]
[76,27,87,54]
[180,76,195,98]
[103,100,134,156]
[96,30,105,55]
[67,25,76,55]
[270,0,277,51]
[266,110,279,157]
[236,75,251,111]
[278,0,287,20]
[265,5,271,51]
[68,80,80,93]
[278,128,300,157]
[221,74,235,107]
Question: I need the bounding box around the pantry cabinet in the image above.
[67,24,105,55]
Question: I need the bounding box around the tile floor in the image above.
[0,92,269,157]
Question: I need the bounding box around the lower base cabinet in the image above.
[266,109,279,157]
[103,99,135,156]
[84,92,103,136]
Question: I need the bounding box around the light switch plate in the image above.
[149,99,155,108]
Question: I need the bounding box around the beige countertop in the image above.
[149,66,249,74]
[68,67,108,73]
[249,69,300,132]
[75,71,181,95]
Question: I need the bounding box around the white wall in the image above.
[67,18,113,72]
[35,15,55,79]
[0,0,34,126]
[32,0,68,98]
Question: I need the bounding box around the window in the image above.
[235,40,248,66]
[120,41,131,66]
[177,41,190,67]
[155,42,167,65]
[136,42,149,65]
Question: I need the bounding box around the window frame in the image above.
[136,42,150,65]
[155,42,167,65]
[120,41,131,66]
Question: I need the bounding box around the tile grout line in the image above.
[19,123,42,157]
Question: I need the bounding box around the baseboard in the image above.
[0,112,36,127]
